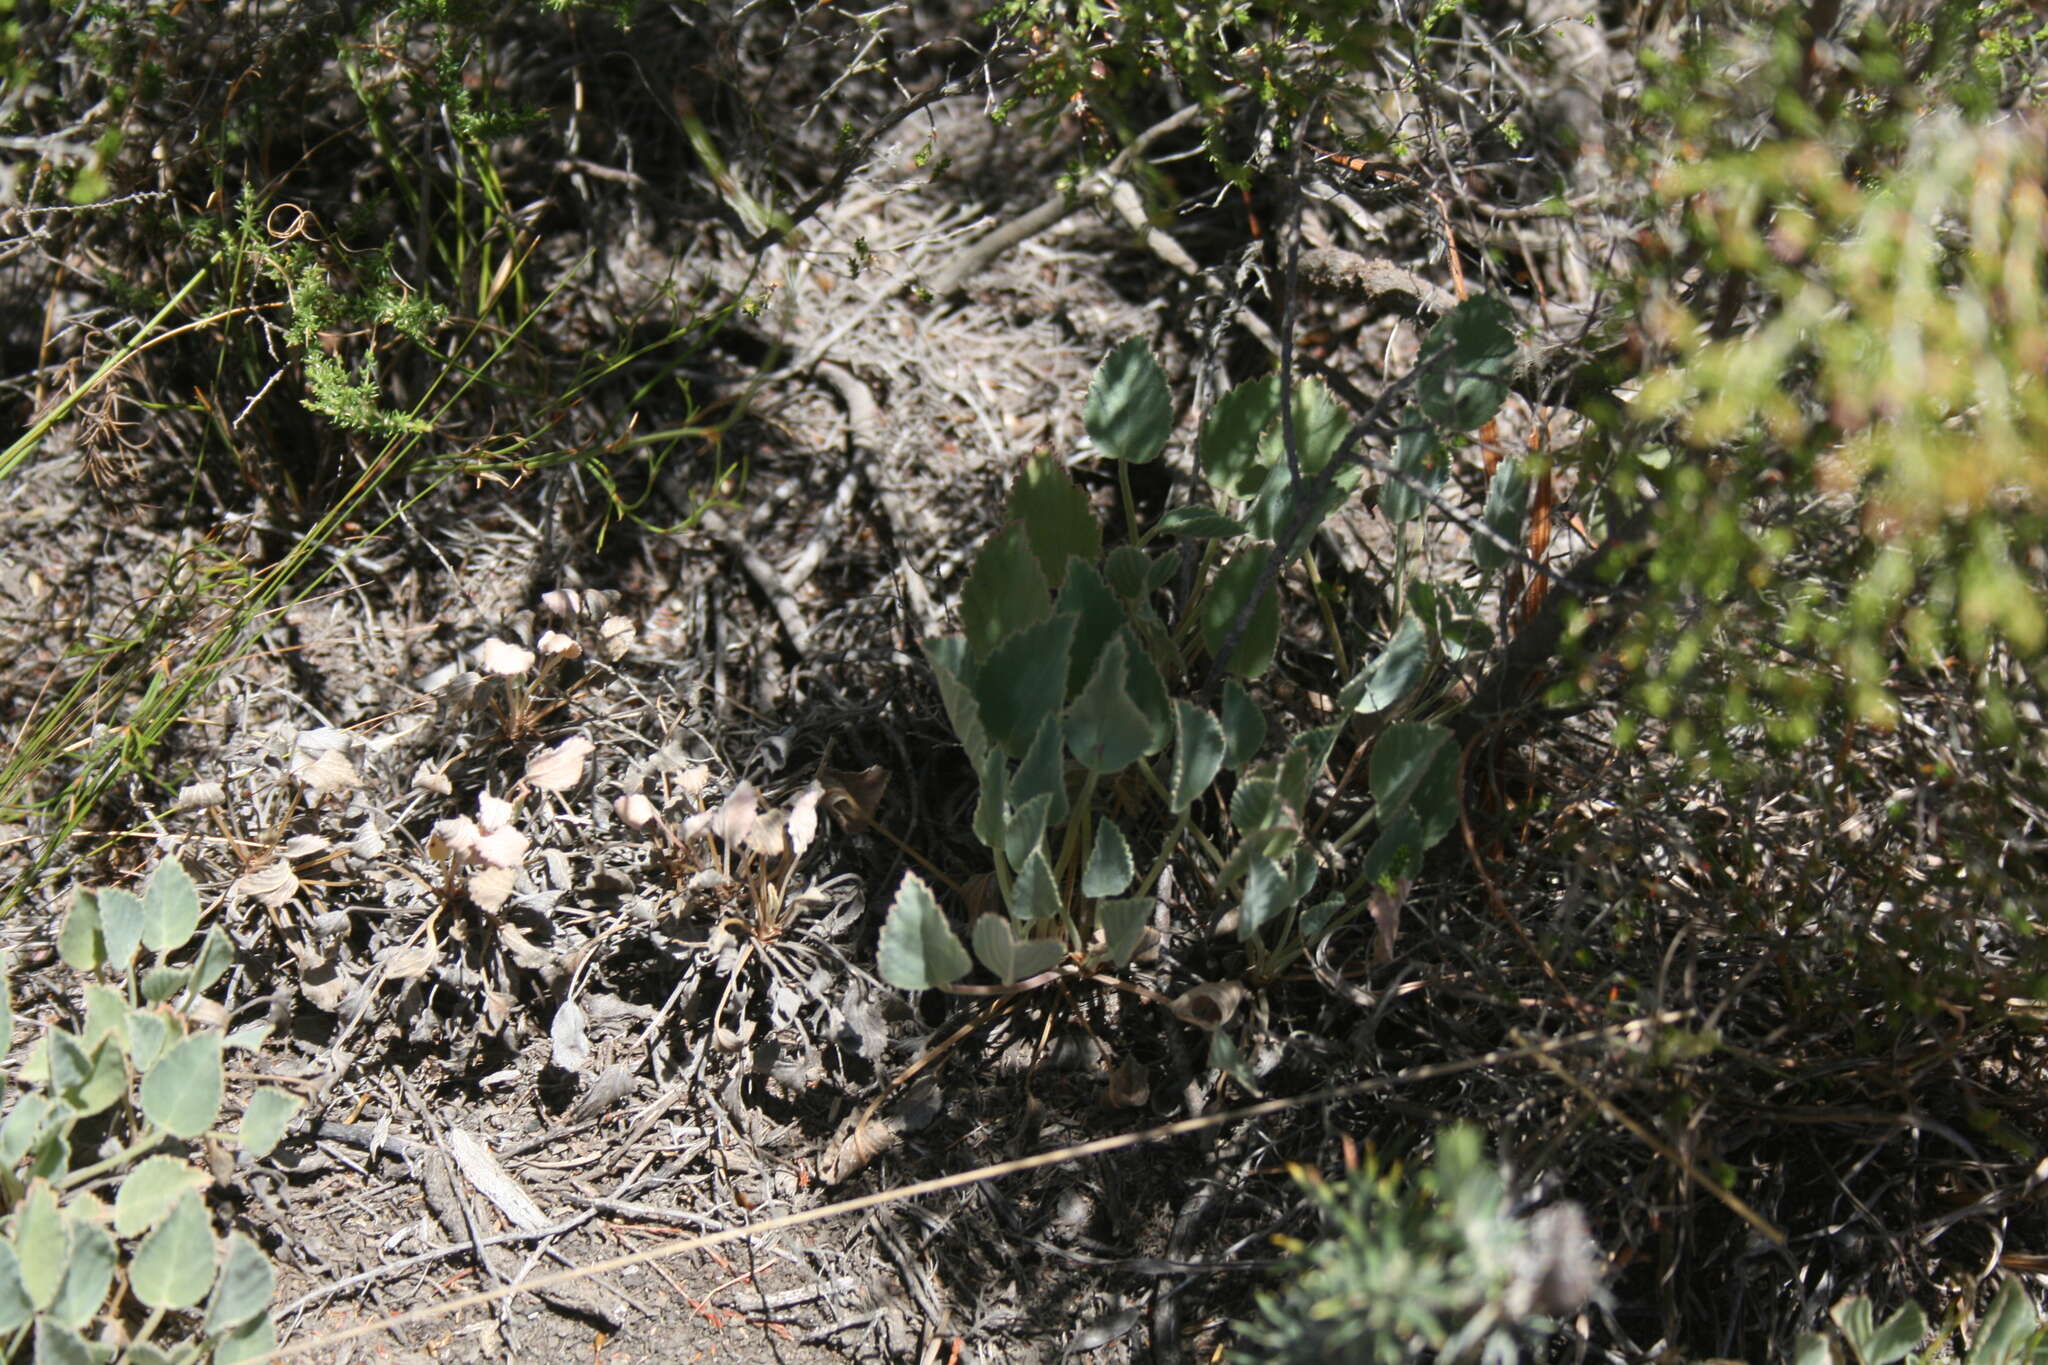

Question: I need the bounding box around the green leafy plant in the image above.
[1228,1125,1600,1364]
[1797,1280,2048,1365]
[0,860,301,1363]
[877,298,1528,1000]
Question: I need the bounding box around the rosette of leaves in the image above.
[880,306,1521,991]
[0,861,301,1363]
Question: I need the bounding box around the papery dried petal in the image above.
[786,783,824,859]
[468,864,518,911]
[597,615,636,661]
[476,791,516,831]
[536,630,582,658]
[473,822,529,869]
[478,638,536,676]
[524,735,594,793]
[614,793,658,828]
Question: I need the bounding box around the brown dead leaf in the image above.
[1169,981,1246,1031]
[1370,877,1410,966]
[377,943,439,980]
[1106,1057,1150,1109]
[817,764,889,833]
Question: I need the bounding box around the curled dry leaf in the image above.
[712,782,761,846]
[677,764,713,805]
[597,615,635,661]
[468,864,518,911]
[377,943,440,980]
[743,808,788,861]
[549,999,592,1071]
[817,764,889,833]
[535,630,581,659]
[1370,877,1410,966]
[1169,981,1247,1031]
[477,638,536,676]
[350,822,388,860]
[786,783,824,860]
[476,791,517,831]
[524,735,594,793]
[473,823,529,870]
[539,588,581,617]
[282,834,331,860]
[614,793,657,829]
[1106,1057,1150,1109]
[293,748,361,800]
[236,862,299,909]
[413,761,454,796]
[173,782,225,812]
[430,817,480,861]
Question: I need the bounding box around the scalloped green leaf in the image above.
[1414,294,1516,431]
[877,874,970,991]
[117,1156,212,1238]
[129,1192,216,1310]
[1370,722,1461,845]
[1082,818,1135,898]
[48,1218,114,1330]
[1199,548,1281,679]
[1009,455,1101,590]
[12,1181,65,1310]
[1220,680,1265,769]
[32,1318,95,1365]
[0,1242,33,1332]
[975,611,1076,759]
[56,890,104,974]
[1169,701,1226,815]
[1256,376,1352,475]
[1010,713,1070,827]
[972,747,1008,851]
[98,886,145,972]
[1474,457,1531,572]
[204,1232,275,1335]
[1003,792,1054,871]
[1199,375,1280,498]
[1379,425,1446,524]
[1009,845,1062,924]
[970,915,1066,986]
[189,925,236,995]
[237,1089,303,1163]
[923,634,991,769]
[1342,615,1429,715]
[140,858,202,955]
[1097,898,1152,968]
[1085,337,1173,465]
[126,1008,170,1072]
[959,524,1051,663]
[212,1310,278,1365]
[140,1032,223,1139]
[1150,505,1246,540]
[1065,636,1153,774]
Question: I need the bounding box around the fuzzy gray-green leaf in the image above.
[238,1088,303,1161]
[1199,375,1279,498]
[1009,455,1101,589]
[1199,549,1280,679]
[1065,636,1153,774]
[48,1218,114,1330]
[12,1181,65,1311]
[140,858,202,955]
[877,874,970,991]
[970,915,1065,986]
[56,890,104,974]
[1086,337,1173,466]
[140,1032,224,1139]
[1082,818,1135,898]
[1097,898,1152,969]
[204,1232,275,1335]
[959,524,1051,663]
[0,1242,32,1332]
[1474,458,1530,573]
[976,611,1076,759]
[1009,846,1063,924]
[129,1192,216,1310]
[117,1156,212,1238]
[1170,701,1226,815]
[1220,681,1265,769]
